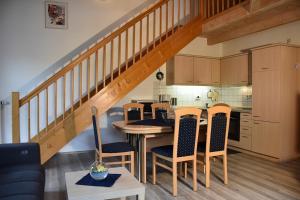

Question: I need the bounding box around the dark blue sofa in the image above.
[0,143,45,200]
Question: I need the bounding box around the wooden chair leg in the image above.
[122,156,125,167]
[223,154,228,184]
[142,136,147,183]
[179,162,183,177]
[172,162,178,196]
[184,162,188,179]
[205,156,210,188]
[130,151,135,175]
[152,154,157,184]
[193,159,197,191]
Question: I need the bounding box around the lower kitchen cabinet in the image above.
[252,121,280,158]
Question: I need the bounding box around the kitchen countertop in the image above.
[171,106,252,113]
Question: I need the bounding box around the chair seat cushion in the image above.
[151,145,173,158]
[197,142,206,152]
[102,142,134,153]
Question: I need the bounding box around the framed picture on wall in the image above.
[45,1,68,29]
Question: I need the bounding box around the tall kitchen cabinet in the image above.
[251,44,299,161]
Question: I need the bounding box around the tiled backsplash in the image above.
[153,81,252,108]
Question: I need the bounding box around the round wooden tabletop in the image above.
[112,121,173,135]
[112,119,207,135]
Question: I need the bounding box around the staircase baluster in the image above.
[103,45,106,87]
[132,25,136,64]
[37,94,40,136]
[95,50,99,93]
[79,63,82,106]
[125,30,129,69]
[166,1,169,37]
[146,15,149,53]
[183,0,187,24]
[54,81,57,125]
[87,57,91,99]
[28,101,31,142]
[71,69,74,111]
[110,40,114,82]
[63,75,66,119]
[159,6,162,42]
[118,35,121,76]
[178,0,181,28]
[172,0,174,33]
[140,20,143,59]
[46,88,48,133]
[153,9,156,48]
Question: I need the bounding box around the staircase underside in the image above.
[34,17,202,164]
[202,0,300,44]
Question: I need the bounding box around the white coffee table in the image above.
[65,167,145,200]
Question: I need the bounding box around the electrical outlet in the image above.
[0,100,10,105]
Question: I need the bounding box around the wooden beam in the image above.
[202,0,300,44]
[12,92,20,143]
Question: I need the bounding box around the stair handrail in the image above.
[19,0,170,106]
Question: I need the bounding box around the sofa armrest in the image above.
[0,143,41,167]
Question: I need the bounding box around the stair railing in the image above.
[12,0,202,143]
[202,0,248,20]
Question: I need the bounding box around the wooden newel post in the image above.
[12,92,20,143]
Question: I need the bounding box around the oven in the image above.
[228,111,240,141]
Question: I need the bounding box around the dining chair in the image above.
[123,103,144,124]
[151,102,170,119]
[91,106,135,174]
[151,108,202,196]
[197,105,231,188]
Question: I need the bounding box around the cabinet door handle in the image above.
[254,122,260,125]
[242,128,249,131]
[242,120,249,123]
[241,136,248,138]
[261,67,270,70]
[253,115,260,117]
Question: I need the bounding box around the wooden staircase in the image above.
[11,0,246,163]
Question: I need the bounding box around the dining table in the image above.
[112,118,207,182]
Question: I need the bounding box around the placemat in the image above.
[76,173,121,187]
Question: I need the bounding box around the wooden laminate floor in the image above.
[44,151,300,200]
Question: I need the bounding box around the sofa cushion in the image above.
[0,181,42,198]
[0,194,40,200]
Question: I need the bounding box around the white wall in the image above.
[0,0,149,100]
[222,20,300,56]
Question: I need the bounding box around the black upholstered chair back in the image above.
[177,117,198,157]
[128,109,142,120]
[155,109,167,120]
[210,114,227,152]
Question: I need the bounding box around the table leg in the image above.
[136,134,142,181]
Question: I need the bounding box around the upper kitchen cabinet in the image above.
[220,53,248,85]
[166,55,194,85]
[166,55,220,85]
[211,59,221,84]
[194,57,211,84]
[252,45,281,72]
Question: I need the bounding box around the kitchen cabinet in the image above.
[251,44,299,161]
[252,70,280,122]
[252,46,281,72]
[252,121,280,158]
[194,57,211,84]
[166,55,194,85]
[220,54,248,85]
[166,55,220,85]
[211,59,220,84]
